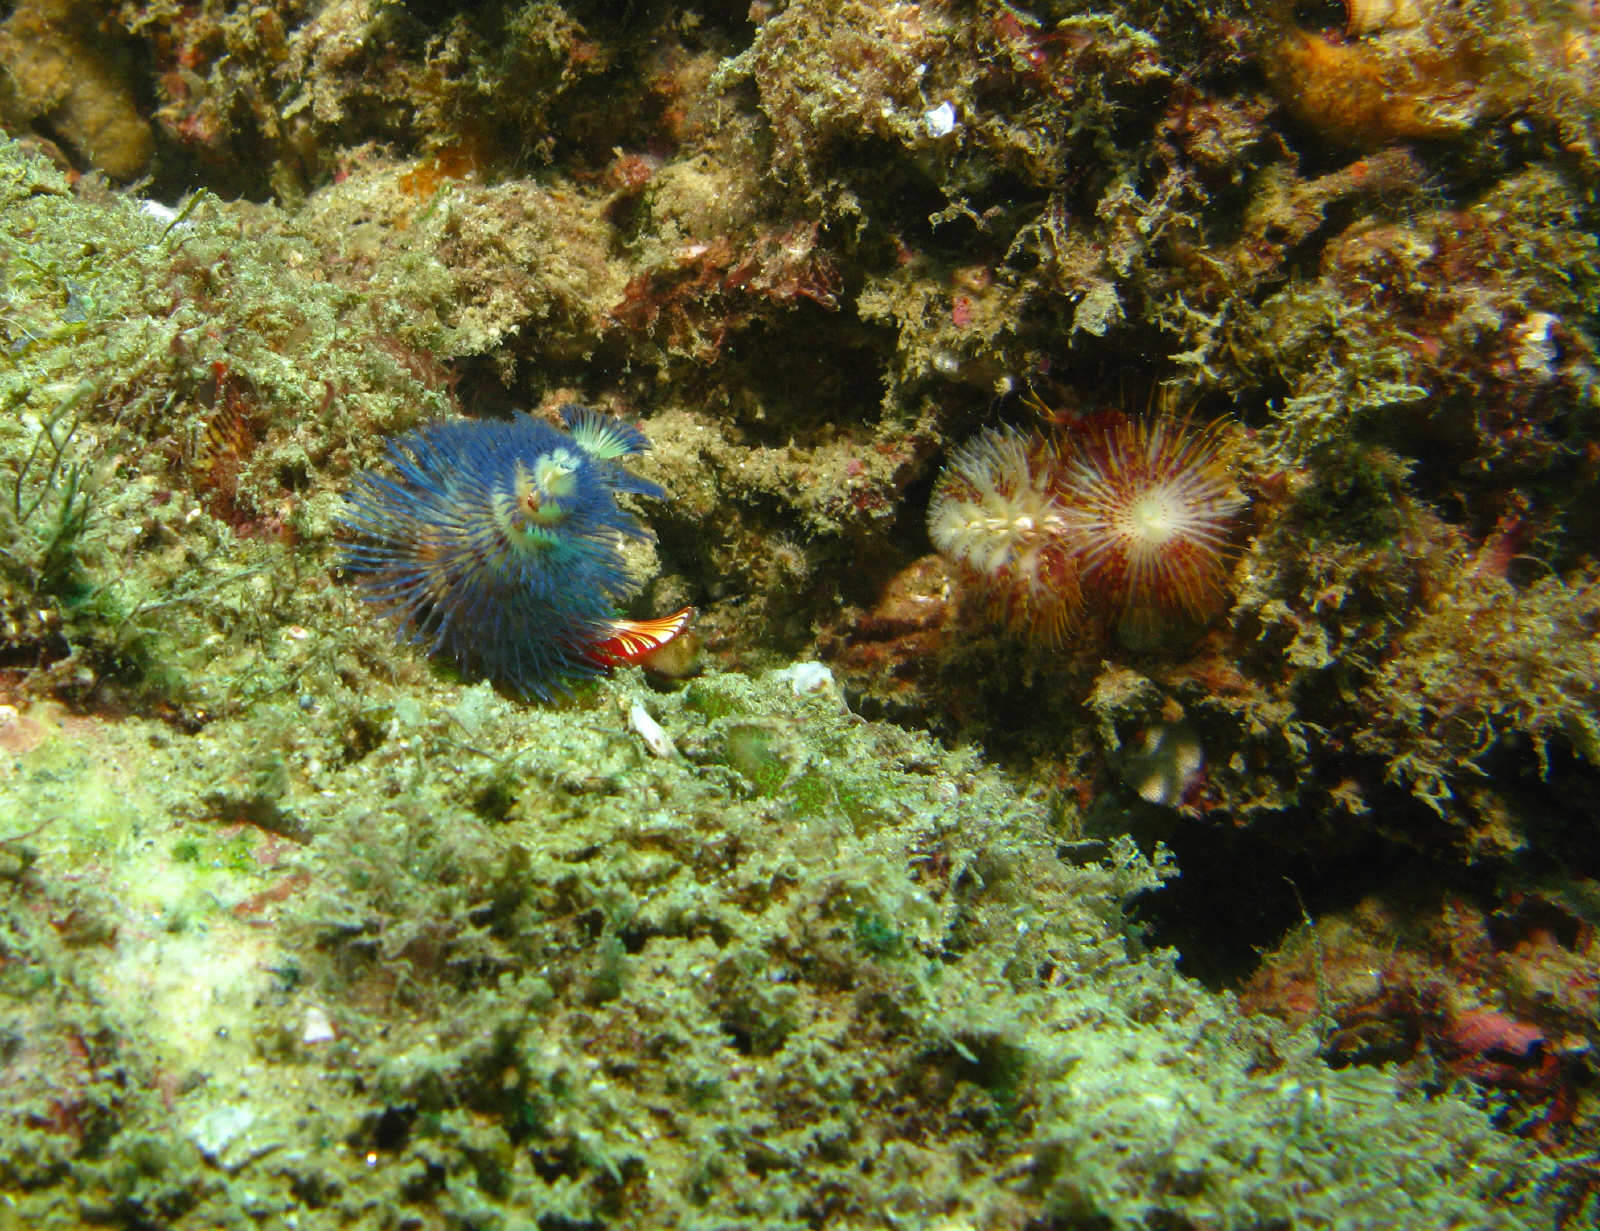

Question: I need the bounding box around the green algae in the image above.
[0,0,1591,1218]
[1362,566,1600,823]
[0,663,1556,1227]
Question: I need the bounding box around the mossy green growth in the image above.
[785,765,839,817]
[169,837,201,864]
[0,135,477,718]
[683,675,752,719]
[1232,166,1600,462]
[0,664,1558,1227]
[722,722,791,794]
[1362,565,1600,817]
[851,907,907,959]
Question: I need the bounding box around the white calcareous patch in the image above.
[629,701,676,758]
[1512,312,1560,380]
[302,1005,336,1044]
[924,100,958,137]
[773,661,834,694]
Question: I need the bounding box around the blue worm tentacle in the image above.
[338,409,669,699]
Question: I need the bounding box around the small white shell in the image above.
[629,702,676,758]
[302,1006,336,1044]
[924,101,958,138]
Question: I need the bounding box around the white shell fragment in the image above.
[1513,312,1559,380]
[630,702,676,758]
[189,1104,257,1163]
[773,661,835,695]
[302,1006,335,1044]
[924,100,958,137]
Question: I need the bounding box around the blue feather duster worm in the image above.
[339,405,686,699]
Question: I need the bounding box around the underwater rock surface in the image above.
[0,670,1546,1226]
[0,0,1596,1222]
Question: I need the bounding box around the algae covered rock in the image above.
[0,666,1550,1227]
[0,0,1592,1218]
